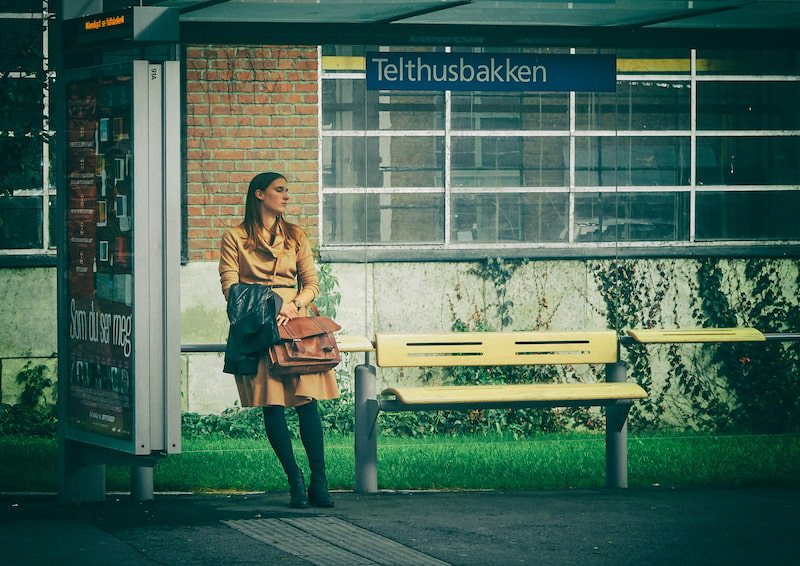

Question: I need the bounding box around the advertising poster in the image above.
[65,70,134,440]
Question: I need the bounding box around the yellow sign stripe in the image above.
[323,56,743,74]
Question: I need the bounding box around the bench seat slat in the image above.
[334,334,375,352]
[381,382,647,407]
[376,330,618,367]
[627,327,765,343]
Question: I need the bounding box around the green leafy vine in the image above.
[468,257,528,329]
[591,257,800,433]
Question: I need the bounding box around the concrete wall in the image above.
[2,258,798,429]
[0,268,58,407]
[178,257,800,427]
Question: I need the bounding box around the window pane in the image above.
[322,79,444,131]
[0,77,44,131]
[696,136,800,186]
[452,192,568,243]
[574,192,689,242]
[576,81,690,131]
[0,19,43,73]
[0,195,43,249]
[697,82,800,130]
[322,78,365,130]
[323,192,444,244]
[451,136,568,188]
[0,134,43,191]
[49,193,56,249]
[371,91,444,130]
[451,91,568,131]
[575,136,690,187]
[323,135,444,188]
[0,0,44,12]
[696,191,800,240]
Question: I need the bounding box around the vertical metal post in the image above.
[58,440,106,504]
[131,466,154,501]
[605,359,629,488]
[354,364,378,493]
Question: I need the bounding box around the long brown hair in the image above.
[242,172,302,250]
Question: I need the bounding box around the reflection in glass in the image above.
[451,91,568,131]
[452,192,568,243]
[324,193,444,244]
[322,136,444,188]
[697,82,800,130]
[574,192,689,242]
[575,136,690,187]
[0,195,43,248]
[696,136,800,186]
[576,81,690,131]
[451,136,568,188]
[322,79,444,130]
[696,191,800,240]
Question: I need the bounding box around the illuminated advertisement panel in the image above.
[65,67,135,443]
[62,61,181,456]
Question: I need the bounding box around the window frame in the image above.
[0,2,54,261]
[318,47,800,260]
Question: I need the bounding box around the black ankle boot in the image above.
[308,475,334,508]
[288,470,309,509]
[264,407,309,508]
[296,401,334,507]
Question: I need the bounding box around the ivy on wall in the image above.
[698,258,800,433]
[468,257,528,329]
[394,257,602,438]
[415,256,800,436]
[593,258,800,433]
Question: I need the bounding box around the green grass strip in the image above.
[1,432,798,493]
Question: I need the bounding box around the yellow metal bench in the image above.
[353,330,647,493]
[627,327,766,344]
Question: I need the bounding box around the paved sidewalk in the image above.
[2,487,799,565]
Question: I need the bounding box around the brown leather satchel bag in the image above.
[269,315,342,376]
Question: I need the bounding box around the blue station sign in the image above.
[366,52,616,92]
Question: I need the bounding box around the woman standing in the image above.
[219,172,338,508]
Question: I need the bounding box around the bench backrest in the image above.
[375,331,618,367]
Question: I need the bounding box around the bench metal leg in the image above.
[354,363,378,493]
[605,360,629,488]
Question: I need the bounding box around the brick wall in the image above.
[184,45,319,260]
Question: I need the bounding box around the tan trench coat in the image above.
[218,223,339,407]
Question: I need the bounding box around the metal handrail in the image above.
[185,332,800,353]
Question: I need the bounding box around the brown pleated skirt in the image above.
[234,356,340,407]
[232,289,340,407]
